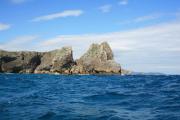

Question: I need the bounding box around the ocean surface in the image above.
[0,74,180,120]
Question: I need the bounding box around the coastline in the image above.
[0,42,125,75]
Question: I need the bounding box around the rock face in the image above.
[0,42,123,74]
[34,47,74,74]
[73,42,121,74]
[0,50,42,73]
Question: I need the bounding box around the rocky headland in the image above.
[0,42,128,74]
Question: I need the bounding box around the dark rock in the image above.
[0,50,42,73]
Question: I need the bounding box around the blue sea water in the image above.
[0,74,180,120]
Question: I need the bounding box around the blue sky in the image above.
[0,0,180,74]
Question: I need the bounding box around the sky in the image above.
[0,0,180,74]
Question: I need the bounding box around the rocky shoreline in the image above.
[0,42,128,75]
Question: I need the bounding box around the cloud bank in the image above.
[1,21,180,74]
[0,35,38,50]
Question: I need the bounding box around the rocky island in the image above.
[0,42,128,74]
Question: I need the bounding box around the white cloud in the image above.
[32,10,84,22]
[39,33,136,53]
[164,48,180,52]
[11,0,28,4]
[37,21,180,56]
[98,4,112,13]
[0,23,11,31]
[119,13,162,24]
[118,0,128,5]
[1,21,180,74]
[134,14,161,22]
[175,11,180,19]
[0,35,38,51]
[37,21,180,74]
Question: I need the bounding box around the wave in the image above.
[0,74,180,120]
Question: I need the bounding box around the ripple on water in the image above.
[0,74,179,120]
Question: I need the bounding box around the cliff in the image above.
[0,50,42,73]
[34,47,74,74]
[72,42,121,74]
[0,42,124,74]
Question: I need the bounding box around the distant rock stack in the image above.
[71,42,121,74]
[0,42,123,74]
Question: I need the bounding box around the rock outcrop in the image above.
[0,50,42,73]
[72,42,121,74]
[34,47,74,74]
[0,42,123,74]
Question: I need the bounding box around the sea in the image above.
[0,74,180,120]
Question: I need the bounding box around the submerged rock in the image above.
[0,42,124,74]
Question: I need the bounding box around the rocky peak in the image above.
[74,42,121,74]
[79,42,114,62]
